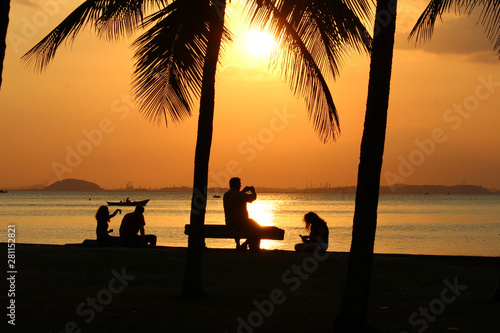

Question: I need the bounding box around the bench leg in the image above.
[240,238,261,251]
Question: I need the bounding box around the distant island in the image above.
[26,179,498,195]
[42,179,103,192]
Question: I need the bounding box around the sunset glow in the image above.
[1,1,499,191]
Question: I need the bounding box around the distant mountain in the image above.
[43,179,103,192]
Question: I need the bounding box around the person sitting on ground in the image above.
[95,206,122,246]
[223,177,262,251]
[119,206,157,247]
[294,212,329,252]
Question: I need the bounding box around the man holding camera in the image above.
[223,177,261,251]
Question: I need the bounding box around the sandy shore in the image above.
[2,243,499,332]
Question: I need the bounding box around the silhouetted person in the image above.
[223,177,261,251]
[295,212,329,252]
[95,206,122,246]
[119,206,157,247]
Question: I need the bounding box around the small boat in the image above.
[0,189,7,193]
[213,195,221,198]
[107,199,150,206]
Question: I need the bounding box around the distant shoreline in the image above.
[6,180,499,195]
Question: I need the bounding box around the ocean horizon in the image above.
[6,178,500,195]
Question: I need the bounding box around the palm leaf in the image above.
[244,0,372,143]
[96,0,167,40]
[409,0,500,58]
[276,0,372,77]
[22,0,111,71]
[21,0,166,71]
[468,0,500,53]
[132,0,232,125]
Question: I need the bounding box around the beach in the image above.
[3,243,499,332]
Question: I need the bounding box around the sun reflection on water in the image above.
[247,200,285,250]
[247,200,277,226]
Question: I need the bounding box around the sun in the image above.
[244,30,277,59]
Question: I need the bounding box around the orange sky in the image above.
[1,1,499,190]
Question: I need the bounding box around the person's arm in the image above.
[140,226,146,245]
[250,186,256,199]
[242,186,257,202]
[300,235,311,243]
[109,209,121,219]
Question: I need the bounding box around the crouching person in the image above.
[119,206,157,247]
[295,212,328,252]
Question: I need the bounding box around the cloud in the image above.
[397,10,498,63]
[220,62,276,82]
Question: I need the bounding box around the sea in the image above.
[1,191,499,257]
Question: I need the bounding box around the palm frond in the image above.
[283,0,372,77]
[467,0,500,57]
[21,0,169,71]
[409,0,469,42]
[276,23,340,143]
[244,0,373,142]
[22,0,111,71]
[96,0,168,40]
[132,0,232,125]
[409,0,500,58]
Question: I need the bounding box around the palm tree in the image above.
[333,0,397,331]
[0,0,10,89]
[409,0,500,59]
[334,1,499,331]
[22,0,371,298]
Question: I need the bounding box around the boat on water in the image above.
[106,199,150,206]
[0,189,7,193]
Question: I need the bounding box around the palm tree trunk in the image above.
[0,0,10,89]
[181,0,227,299]
[334,0,397,331]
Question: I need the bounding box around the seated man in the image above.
[119,206,157,247]
[223,177,261,251]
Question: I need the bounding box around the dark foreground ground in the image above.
[2,243,499,332]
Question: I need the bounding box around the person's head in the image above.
[229,177,241,190]
[303,212,325,231]
[95,206,109,220]
[134,206,145,214]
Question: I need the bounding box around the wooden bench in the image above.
[184,225,285,240]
